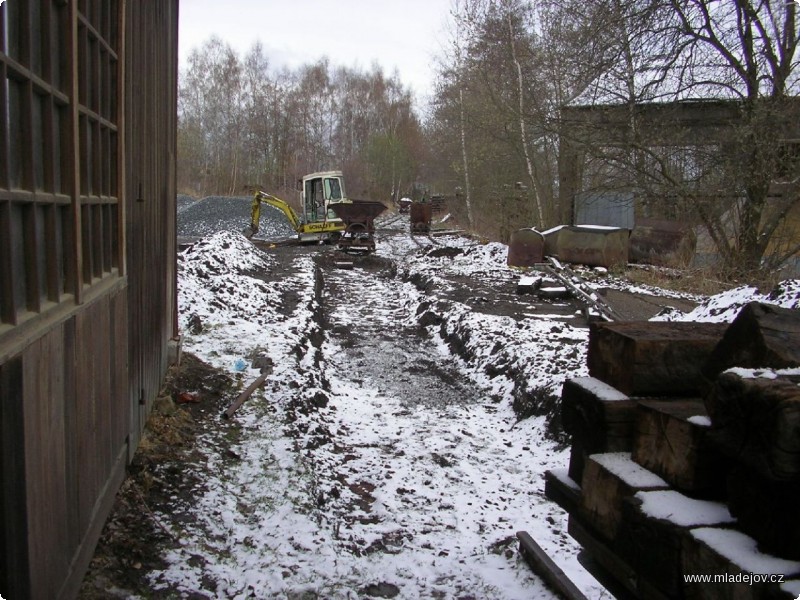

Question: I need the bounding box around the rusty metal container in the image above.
[543,225,630,268]
[410,202,432,233]
[329,200,387,226]
[329,200,387,252]
[629,218,696,266]
[507,228,545,267]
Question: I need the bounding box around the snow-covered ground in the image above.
[159,228,599,598]
[652,279,800,322]
[155,221,800,599]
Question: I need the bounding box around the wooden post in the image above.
[683,527,800,600]
[632,399,728,496]
[560,377,637,482]
[579,453,668,541]
[702,302,800,383]
[588,321,727,396]
[725,463,800,561]
[623,490,734,597]
[706,371,800,481]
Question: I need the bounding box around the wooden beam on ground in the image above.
[517,530,589,600]
[223,369,271,419]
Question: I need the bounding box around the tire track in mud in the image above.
[288,253,576,599]
[322,256,472,409]
[141,234,606,599]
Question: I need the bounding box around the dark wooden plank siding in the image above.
[0,0,179,598]
[1,285,131,600]
[60,290,129,600]
[26,290,130,600]
[0,358,30,599]
[75,296,105,534]
[125,0,179,449]
[112,291,129,463]
[62,314,80,575]
[22,330,69,600]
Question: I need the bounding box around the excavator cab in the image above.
[301,171,347,223]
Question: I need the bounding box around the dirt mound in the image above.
[177,193,195,214]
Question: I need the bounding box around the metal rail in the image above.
[544,257,620,322]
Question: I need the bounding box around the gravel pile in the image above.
[177,195,295,240]
[177,194,195,214]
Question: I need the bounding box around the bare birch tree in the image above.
[501,0,544,225]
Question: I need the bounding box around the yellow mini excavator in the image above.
[243,171,350,243]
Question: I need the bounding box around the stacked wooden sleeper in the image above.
[545,302,800,599]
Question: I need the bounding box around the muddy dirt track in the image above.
[80,215,701,599]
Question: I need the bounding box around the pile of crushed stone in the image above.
[177,195,295,240]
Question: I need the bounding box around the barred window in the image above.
[1,0,122,333]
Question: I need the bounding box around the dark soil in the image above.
[78,353,238,599]
[78,221,699,598]
[600,287,698,321]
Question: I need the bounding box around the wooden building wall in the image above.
[0,1,179,598]
[125,0,180,454]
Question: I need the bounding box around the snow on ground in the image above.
[177,231,300,373]
[577,265,705,303]
[380,235,589,408]
[652,278,800,322]
[298,265,584,598]
[157,228,612,598]
[165,223,800,599]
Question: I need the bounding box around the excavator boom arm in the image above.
[245,191,302,238]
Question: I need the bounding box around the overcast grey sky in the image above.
[179,0,455,99]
